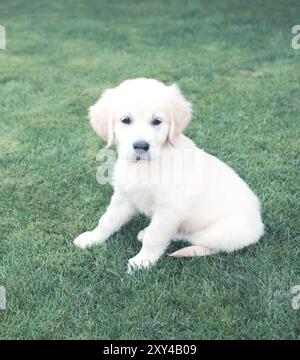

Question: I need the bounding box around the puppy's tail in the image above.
[169,246,219,258]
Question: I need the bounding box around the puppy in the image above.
[74,78,264,272]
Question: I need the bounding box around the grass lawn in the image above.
[0,0,299,340]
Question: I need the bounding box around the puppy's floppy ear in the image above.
[88,88,115,148]
[167,84,192,143]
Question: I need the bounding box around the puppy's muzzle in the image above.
[133,141,150,161]
[133,141,150,152]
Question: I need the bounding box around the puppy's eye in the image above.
[121,116,131,125]
[151,118,162,126]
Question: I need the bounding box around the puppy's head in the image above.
[89,78,192,161]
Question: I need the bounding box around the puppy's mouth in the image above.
[124,148,157,162]
[134,152,151,162]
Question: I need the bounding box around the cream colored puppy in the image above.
[74,78,264,272]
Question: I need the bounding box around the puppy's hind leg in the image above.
[170,215,264,257]
[137,227,149,242]
[169,245,219,258]
[138,228,186,243]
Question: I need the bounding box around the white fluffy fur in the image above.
[74,78,264,273]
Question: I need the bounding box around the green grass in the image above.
[0,0,299,339]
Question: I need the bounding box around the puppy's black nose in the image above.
[133,141,150,152]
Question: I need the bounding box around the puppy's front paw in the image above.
[127,254,156,274]
[74,231,98,249]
